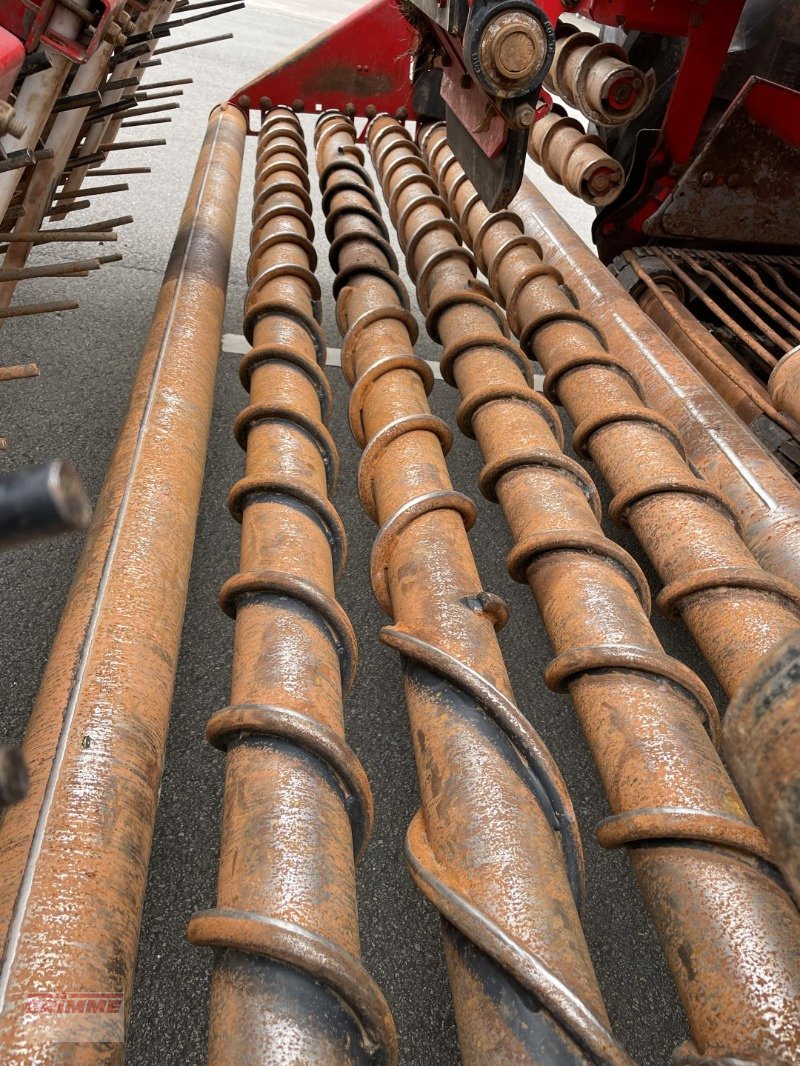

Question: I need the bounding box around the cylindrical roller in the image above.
[770,345,800,427]
[187,106,396,1066]
[0,103,245,1063]
[428,118,800,706]
[545,25,655,126]
[445,173,800,705]
[316,110,629,1066]
[529,109,624,206]
[510,176,800,591]
[725,630,800,906]
[374,114,800,1063]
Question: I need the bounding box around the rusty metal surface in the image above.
[187,105,396,1066]
[528,110,624,207]
[544,26,655,128]
[316,109,628,1066]
[369,114,800,1063]
[510,175,800,592]
[646,77,800,249]
[725,630,800,907]
[0,103,245,1063]
[425,120,800,711]
[770,346,800,428]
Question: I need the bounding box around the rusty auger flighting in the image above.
[366,112,800,1065]
[314,108,631,1066]
[187,106,397,1066]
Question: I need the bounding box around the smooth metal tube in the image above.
[0,103,245,1062]
[187,106,396,1066]
[317,111,628,1066]
[374,114,800,1063]
[511,175,800,591]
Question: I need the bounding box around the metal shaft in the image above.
[0,104,245,1062]
[509,176,800,591]
[725,630,800,906]
[544,26,655,127]
[187,106,396,1066]
[370,114,800,1063]
[316,110,628,1066]
[427,126,800,704]
[528,110,624,206]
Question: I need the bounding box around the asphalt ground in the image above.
[0,4,728,1063]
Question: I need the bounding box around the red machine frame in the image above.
[232,0,785,250]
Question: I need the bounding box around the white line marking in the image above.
[222,334,444,380]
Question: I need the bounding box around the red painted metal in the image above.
[0,0,121,62]
[229,0,416,131]
[228,0,747,239]
[0,28,24,102]
[745,79,800,150]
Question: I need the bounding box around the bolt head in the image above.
[480,11,548,87]
[514,104,535,127]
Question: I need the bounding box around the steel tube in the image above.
[725,630,800,905]
[187,106,396,1066]
[510,175,800,590]
[370,115,800,1063]
[426,129,800,703]
[316,111,628,1066]
[0,103,245,1061]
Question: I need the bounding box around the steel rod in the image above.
[0,362,39,380]
[0,300,79,318]
[154,31,233,53]
[372,114,800,1063]
[187,105,396,1066]
[317,110,628,1066]
[0,103,246,1062]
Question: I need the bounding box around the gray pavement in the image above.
[0,4,726,1062]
